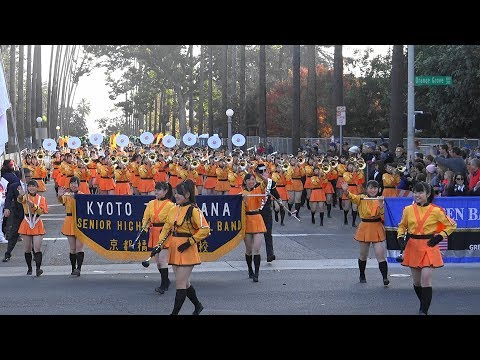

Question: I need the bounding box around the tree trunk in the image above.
[239,45,246,136]
[16,45,25,149]
[47,45,55,138]
[390,45,405,151]
[34,45,42,121]
[221,45,228,138]
[333,45,344,138]
[292,45,301,154]
[25,45,32,147]
[198,45,205,135]
[306,45,317,137]
[208,45,213,135]
[188,45,194,133]
[258,45,267,142]
[8,45,16,147]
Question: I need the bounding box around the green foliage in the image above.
[415,45,480,137]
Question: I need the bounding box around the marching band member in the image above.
[51,151,62,196]
[138,156,156,195]
[214,158,230,195]
[128,154,142,195]
[58,176,85,276]
[309,167,327,225]
[153,179,211,315]
[113,158,132,195]
[286,157,305,217]
[17,179,48,277]
[30,155,48,193]
[242,173,267,281]
[97,156,116,195]
[271,164,288,226]
[203,157,217,195]
[382,162,401,197]
[142,182,175,294]
[396,181,457,315]
[342,179,389,286]
[341,160,365,227]
[74,158,92,194]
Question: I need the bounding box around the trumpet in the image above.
[282,162,291,171]
[397,164,406,173]
[82,157,91,165]
[37,152,45,160]
[356,157,366,170]
[191,159,200,168]
[109,155,117,163]
[329,159,338,168]
[297,157,306,165]
[321,162,331,174]
[239,160,247,171]
[147,152,157,162]
[225,156,233,164]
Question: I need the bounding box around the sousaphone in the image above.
[182,132,197,146]
[140,131,154,145]
[207,134,221,150]
[162,135,177,148]
[231,133,246,147]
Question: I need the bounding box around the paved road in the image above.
[1,181,479,315]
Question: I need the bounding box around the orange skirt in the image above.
[276,186,288,201]
[19,218,45,236]
[310,188,326,202]
[291,179,303,192]
[114,182,131,195]
[153,171,167,183]
[79,181,90,194]
[402,239,444,268]
[382,188,398,197]
[228,186,242,195]
[138,178,155,193]
[245,213,266,234]
[168,235,201,266]
[148,226,170,249]
[323,182,334,194]
[304,176,313,189]
[61,215,75,236]
[99,178,115,191]
[336,177,345,189]
[214,179,230,192]
[203,176,217,189]
[169,175,180,189]
[354,221,385,242]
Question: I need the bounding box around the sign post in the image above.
[336,106,346,156]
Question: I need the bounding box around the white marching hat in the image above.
[348,145,360,154]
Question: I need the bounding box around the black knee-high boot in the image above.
[288,203,293,215]
[326,203,332,218]
[414,285,422,312]
[186,285,204,315]
[25,252,33,274]
[55,185,59,196]
[280,208,285,225]
[344,210,349,225]
[69,253,77,273]
[171,289,187,315]
[311,212,315,224]
[306,199,310,210]
[253,254,261,282]
[351,210,358,227]
[339,198,343,210]
[274,210,279,222]
[420,286,432,315]
[295,203,301,217]
[34,251,43,277]
[358,259,367,283]
[379,260,389,286]
[319,212,324,226]
[76,252,84,271]
[245,254,254,278]
[159,268,170,293]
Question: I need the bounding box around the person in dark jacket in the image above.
[2,168,32,262]
[444,172,469,196]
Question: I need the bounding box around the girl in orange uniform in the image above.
[17,180,48,277]
[141,182,175,294]
[154,179,211,315]
[342,180,389,286]
[397,182,457,315]
[58,176,85,276]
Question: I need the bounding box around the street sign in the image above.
[415,76,452,86]
[336,106,346,126]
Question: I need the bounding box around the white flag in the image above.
[0,59,11,148]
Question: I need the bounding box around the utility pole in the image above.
[407,45,415,166]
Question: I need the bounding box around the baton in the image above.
[128,223,149,250]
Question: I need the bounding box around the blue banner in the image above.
[74,194,245,262]
[385,197,480,263]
